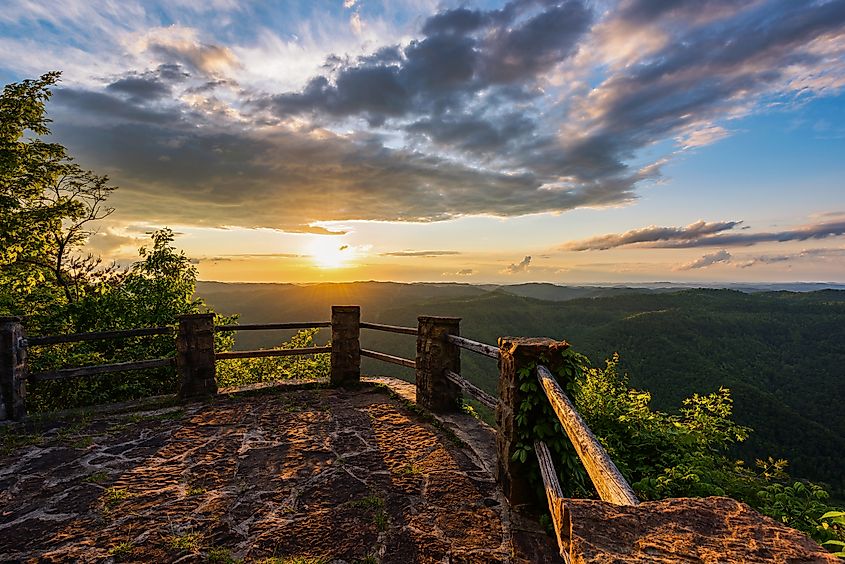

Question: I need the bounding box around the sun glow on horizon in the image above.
[306,237,354,269]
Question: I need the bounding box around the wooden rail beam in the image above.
[445,370,497,410]
[216,346,331,360]
[215,322,330,332]
[27,326,173,346]
[361,349,416,369]
[359,322,417,335]
[535,440,571,563]
[29,358,174,382]
[445,334,499,359]
[536,364,638,506]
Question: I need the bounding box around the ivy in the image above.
[512,347,593,507]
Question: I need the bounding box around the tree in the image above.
[0,73,234,410]
[1,72,117,330]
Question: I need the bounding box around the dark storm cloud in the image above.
[54,88,182,125]
[406,113,537,154]
[614,0,750,25]
[107,75,171,101]
[564,219,845,251]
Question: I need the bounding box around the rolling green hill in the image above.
[197,281,845,499]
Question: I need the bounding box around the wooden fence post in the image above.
[176,313,217,399]
[415,316,461,412]
[330,305,360,386]
[0,317,27,420]
[496,336,570,509]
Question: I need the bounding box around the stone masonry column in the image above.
[415,316,461,412]
[330,305,360,386]
[497,336,571,509]
[0,317,27,420]
[176,313,217,400]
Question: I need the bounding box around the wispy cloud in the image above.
[675,249,732,270]
[563,220,741,251]
[380,250,461,257]
[564,218,845,250]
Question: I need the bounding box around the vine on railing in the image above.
[511,348,593,510]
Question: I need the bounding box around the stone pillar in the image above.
[176,313,217,400]
[497,336,571,509]
[415,316,461,412]
[330,305,360,386]
[0,317,27,420]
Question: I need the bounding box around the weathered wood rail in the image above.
[2,308,634,559]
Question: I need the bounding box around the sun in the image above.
[306,237,351,269]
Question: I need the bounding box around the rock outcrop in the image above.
[562,496,837,563]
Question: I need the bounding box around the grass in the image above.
[186,485,206,496]
[71,436,94,449]
[399,463,421,475]
[0,427,43,454]
[349,494,388,532]
[257,558,329,564]
[102,487,133,508]
[206,547,239,563]
[83,471,109,483]
[109,541,134,558]
[168,531,202,552]
[128,408,184,424]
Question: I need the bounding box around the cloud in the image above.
[656,219,845,248]
[266,1,592,123]
[502,255,531,274]
[736,247,845,268]
[443,268,474,277]
[380,250,461,257]
[676,249,732,270]
[564,218,845,250]
[4,0,845,233]
[139,26,241,78]
[564,220,741,250]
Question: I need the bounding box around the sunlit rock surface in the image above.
[562,496,837,563]
[0,379,557,563]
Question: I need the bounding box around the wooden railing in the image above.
[0,308,636,558]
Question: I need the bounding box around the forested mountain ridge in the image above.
[197,282,845,500]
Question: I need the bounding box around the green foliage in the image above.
[822,512,845,557]
[215,328,329,388]
[512,348,591,500]
[25,229,234,411]
[0,73,235,412]
[567,352,845,547]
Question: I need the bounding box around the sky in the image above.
[2,0,845,284]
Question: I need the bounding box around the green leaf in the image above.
[822,540,845,547]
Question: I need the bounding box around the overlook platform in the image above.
[0,378,558,563]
